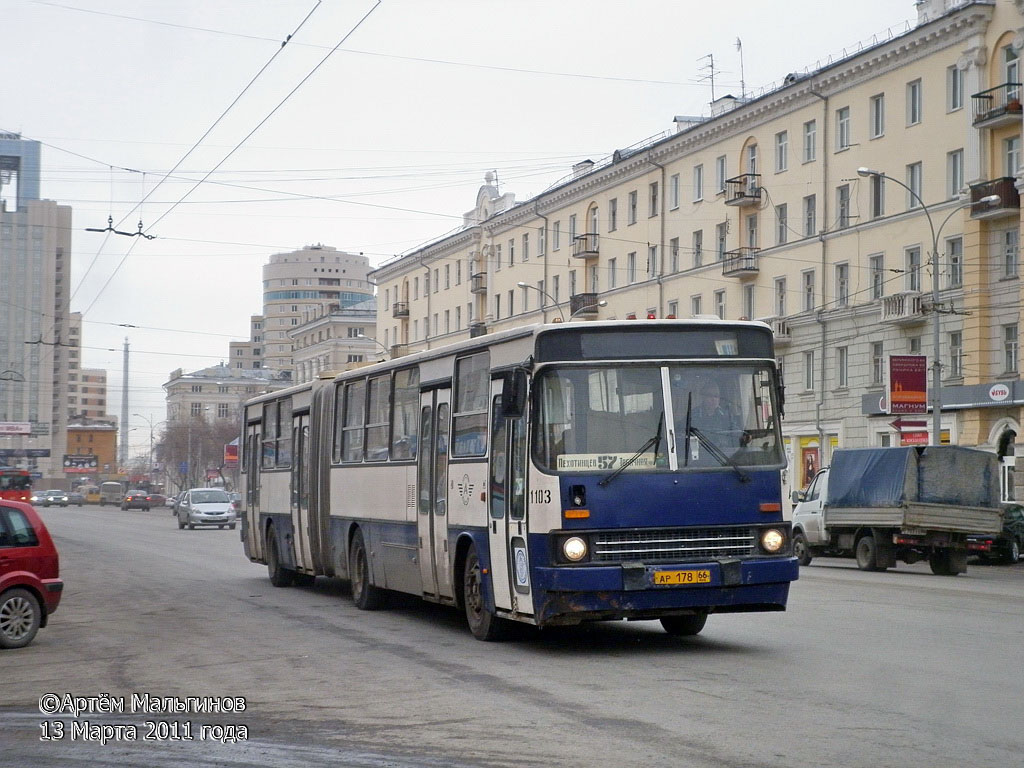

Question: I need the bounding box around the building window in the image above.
[907,79,923,126]
[669,237,680,273]
[716,222,727,261]
[714,290,725,319]
[872,342,885,385]
[802,270,815,312]
[628,191,638,225]
[775,277,787,317]
[1005,324,1019,373]
[692,165,703,202]
[870,174,885,219]
[552,221,561,250]
[649,182,659,216]
[191,402,204,417]
[648,245,658,279]
[692,230,703,268]
[776,204,787,245]
[742,284,755,320]
[947,149,964,199]
[745,214,758,248]
[569,214,577,243]
[1004,230,1020,278]
[522,233,529,262]
[870,94,885,139]
[669,174,680,209]
[508,238,515,266]
[608,258,617,289]
[803,350,815,391]
[836,184,851,228]
[949,331,963,378]
[715,155,727,193]
[836,263,849,307]
[870,254,884,299]
[803,195,816,236]
[906,247,922,292]
[947,236,963,288]
[217,403,229,419]
[667,300,678,318]
[947,65,964,111]
[803,120,817,162]
[608,199,617,232]
[837,346,848,389]
[537,226,546,256]
[836,106,851,150]
[691,295,702,316]
[1005,136,1021,177]
[906,162,923,209]
[775,131,788,172]
[627,252,637,283]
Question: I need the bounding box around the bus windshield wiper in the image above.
[598,412,663,487]
[687,424,751,483]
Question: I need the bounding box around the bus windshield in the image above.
[0,471,31,491]
[533,363,783,473]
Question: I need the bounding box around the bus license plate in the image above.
[653,569,711,586]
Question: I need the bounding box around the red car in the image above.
[0,500,63,649]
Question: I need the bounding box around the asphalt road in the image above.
[3,503,1022,767]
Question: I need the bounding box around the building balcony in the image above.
[969,177,1020,219]
[971,83,1023,129]
[392,301,409,319]
[724,174,762,206]
[766,316,791,347]
[469,322,487,338]
[880,291,925,326]
[722,247,760,277]
[470,272,487,294]
[572,233,599,259]
[390,343,412,359]
[569,293,600,318]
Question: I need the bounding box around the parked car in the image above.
[31,490,69,508]
[969,504,1024,564]
[0,499,63,648]
[148,493,167,507]
[176,488,236,530]
[121,490,151,511]
[228,492,242,512]
[66,491,85,506]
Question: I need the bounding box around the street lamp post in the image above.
[516,282,565,321]
[356,333,389,360]
[856,168,999,445]
[132,413,156,478]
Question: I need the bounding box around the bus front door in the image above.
[487,380,534,617]
[417,389,453,600]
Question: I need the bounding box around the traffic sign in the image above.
[889,418,928,431]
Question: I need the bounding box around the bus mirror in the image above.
[501,369,528,418]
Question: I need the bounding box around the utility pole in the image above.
[119,338,129,469]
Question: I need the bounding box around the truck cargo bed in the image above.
[824,502,1002,535]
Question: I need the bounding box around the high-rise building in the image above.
[0,134,72,482]
[259,245,373,373]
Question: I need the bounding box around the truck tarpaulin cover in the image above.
[828,446,1000,509]
[828,448,917,508]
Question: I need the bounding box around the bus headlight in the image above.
[562,536,588,562]
[760,528,785,553]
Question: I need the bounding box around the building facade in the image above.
[370,0,1024,500]
[0,134,73,483]
[258,244,374,373]
[289,298,378,383]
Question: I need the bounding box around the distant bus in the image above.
[99,481,124,506]
[0,467,32,502]
[240,319,797,640]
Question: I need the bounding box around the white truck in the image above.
[790,446,1003,576]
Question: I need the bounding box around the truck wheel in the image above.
[855,535,880,571]
[793,531,813,566]
[928,549,965,576]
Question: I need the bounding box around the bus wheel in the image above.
[266,526,295,588]
[463,544,511,641]
[349,529,383,610]
[660,613,708,637]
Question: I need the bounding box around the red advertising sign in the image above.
[224,439,239,468]
[900,431,930,446]
[888,355,927,415]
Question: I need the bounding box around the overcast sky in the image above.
[4,0,918,455]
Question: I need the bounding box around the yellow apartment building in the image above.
[370,0,1024,499]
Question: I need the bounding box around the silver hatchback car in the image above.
[175,488,237,530]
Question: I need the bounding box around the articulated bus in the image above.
[240,319,798,640]
[0,467,32,502]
